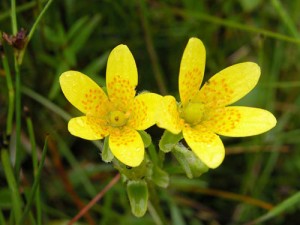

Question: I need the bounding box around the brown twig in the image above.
[68,173,121,225]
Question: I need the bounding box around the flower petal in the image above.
[128,92,163,130]
[156,96,183,134]
[68,116,109,140]
[60,71,108,114]
[202,106,277,137]
[183,124,225,168]
[109,127,144,167]
[179,38,206,106]
[106,44,137,105]
[194,62,260,107]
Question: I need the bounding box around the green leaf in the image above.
[138,130,152,148]
[127,180,148,217]
[159,130,183,153]
[172,144,209,179]
[68,14,101,54]
[0,188,12,208]
[101,137,114,163]
[1,150,23,224]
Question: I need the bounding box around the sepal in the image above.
[159,130,183,153]
[127,180,148,217]
[172,144,209,178]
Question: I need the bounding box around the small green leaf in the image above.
[101,137,114,163]
[127,180,148,217]
[138,130,152,148]
[151,166,169,188]
[159,130,183,153]
[172,144,209,178]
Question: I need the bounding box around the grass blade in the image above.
[246,191,300,225]
[1,150,23,224]
[19,136,49,225]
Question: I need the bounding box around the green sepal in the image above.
[151,166,169,188]
[127,180,148,217]
[138,130,152,148]
[159,130,183,153]
[172,144,209,179]
[101,136,114,163]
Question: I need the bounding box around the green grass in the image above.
[1,0,300,224]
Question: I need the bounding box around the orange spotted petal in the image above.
[179,38,206,106]
[202,106,277,137]
[183,124,225,168]
[194,62,260,108]
[109,127,144,167]
[128,92,163,130]
[68,116,109,140]
[60,71,108,114]
[106,44,137,105]
[156,96,183,134]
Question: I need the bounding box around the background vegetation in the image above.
[1,0,300,224]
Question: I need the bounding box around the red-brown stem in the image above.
[68,173,121,225]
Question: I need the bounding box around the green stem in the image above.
[10,0,18,34]
[1,46,15,137]
[19,136,49,225]
[1,150,23,224]
[14,57,22,174]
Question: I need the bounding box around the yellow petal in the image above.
[156,96,183,134]
[106,44,137,105]
[194,62,260,107]
[109,127,144,167]
[202,106,277,137]
[179,38,206,106]
[128,92,163,130]
[183,124,225,168]
[60,71,108,114]
[68,116,109,140]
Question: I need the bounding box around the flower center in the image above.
[181,102,205,125]
[108,110,128,127]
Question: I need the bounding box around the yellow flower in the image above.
[60,44,162,167]
[157,38,277,169]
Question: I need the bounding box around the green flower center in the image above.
[108,110,128,127]
[181,102,205,125]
